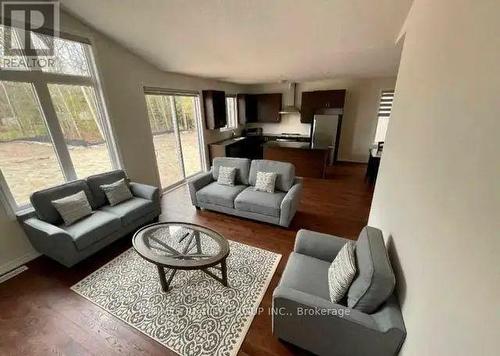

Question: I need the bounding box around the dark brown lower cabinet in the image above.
[264,146,328,178]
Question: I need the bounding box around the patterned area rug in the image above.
[71,241,281,356]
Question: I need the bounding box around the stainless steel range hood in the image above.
[279,82,300,114]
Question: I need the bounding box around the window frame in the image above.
[143,88,207,192]
[0,27,120,212]
[220,94,238,132]
[373,89,395,144]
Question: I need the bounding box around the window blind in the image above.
[377,90,395,118]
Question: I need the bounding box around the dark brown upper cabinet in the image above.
[300,89,346,123]
[256,93,282,122]
[237,93,282,123]
[237,94,257,124]
[203,90,227,129]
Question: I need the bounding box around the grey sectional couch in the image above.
[273,227,406,355]
[188,158,302,227]
[17,170,161,267]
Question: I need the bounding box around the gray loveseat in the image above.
[17,170,161,267]
[273,227,406,355]
[188,158,302,227]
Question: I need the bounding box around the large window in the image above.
[0,26,118,210]
[373,90,395,143]
[145,90,203,190]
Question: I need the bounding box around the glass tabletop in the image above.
[132,222,230,268]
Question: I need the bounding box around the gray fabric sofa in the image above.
[17,170,161,267]
[187,158,303,227]
[273,227,406,355]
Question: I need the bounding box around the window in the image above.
[222,95,238,131]
[145,91,204,190]
[373,90,395,143]
[0,26,118,210]
[0,81,65,206]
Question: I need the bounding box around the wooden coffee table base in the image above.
[156,258,229,292]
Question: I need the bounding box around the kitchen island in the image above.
[263,141,328,178]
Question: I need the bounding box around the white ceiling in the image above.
[61,0,412,84]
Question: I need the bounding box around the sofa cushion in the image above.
[234,187,285,217]
[87,170,128,208]
[347,226,396,313]
[52,190,93,226]
[328,242,357,303]
[217,166,236,186]
[100,178,133,206]
[249,160,295,192]
[100,197,155,226]
[254,171,277,193]
[279,252,331,301]
[31,180,94,225]
[212,157,251,185]
[62,210,121,251]
[196,182,246,208]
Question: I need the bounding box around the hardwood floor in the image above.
[0,163,373,356]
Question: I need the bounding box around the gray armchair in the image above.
[273,227,406,355]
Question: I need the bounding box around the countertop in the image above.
[211,133,311,147]
[261,133,310,139]
[211,136,247,146]
[263,141,312,149]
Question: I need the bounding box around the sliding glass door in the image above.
[145,91,203,189]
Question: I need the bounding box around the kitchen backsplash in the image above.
[246,113,311,135]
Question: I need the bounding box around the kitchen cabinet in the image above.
[263,141,328,178]
[300,89,346,123]
[236,93,282,123]
[209,137,248,161]
[256,93,282,122]
[209,133,312,162]
[203,90,226,129]
[237,94,257,124]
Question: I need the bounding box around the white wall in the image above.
[245,77,396,162]
[368,1,500,355]
[0,11,244,274]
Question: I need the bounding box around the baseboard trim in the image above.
[0,265,28,284]
[0,251,40,276]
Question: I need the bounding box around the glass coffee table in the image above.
[132,222,230,292]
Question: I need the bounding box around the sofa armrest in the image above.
[371,294,407,335]
[273,286,379,331]
[130,182,159,203]
[187,171,213,206]
[273,287,406,355]
[279,177,303,227]
[23,217,73,252]
[294,229,351,262]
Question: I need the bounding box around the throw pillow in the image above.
[254,171,277,193]
[100,178,133,206]
[328,241,357,303]
[217,166,236,186]
[52,190,92,226]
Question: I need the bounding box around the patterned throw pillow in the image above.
[328,241,357,303]
[52,190,93,226]
[100,178,133,206]
[217,166,236,186]
[254,171,277,193]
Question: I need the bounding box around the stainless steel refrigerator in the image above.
[311,114,341,165]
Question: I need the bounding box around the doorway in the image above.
[144,90,204,190]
